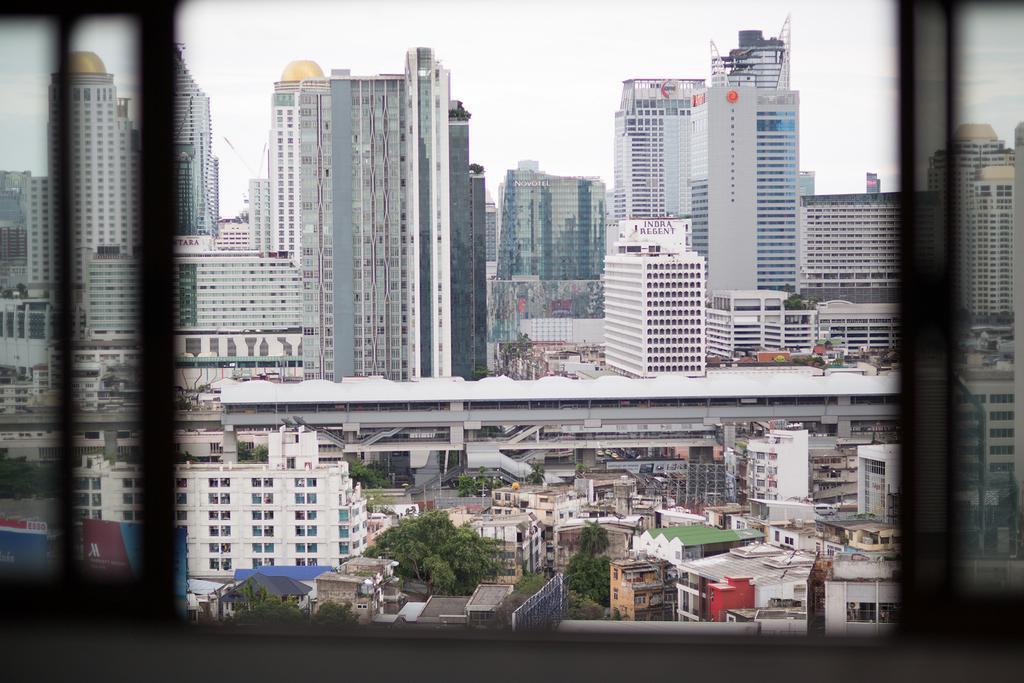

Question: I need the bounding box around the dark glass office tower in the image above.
[447,100,487,379]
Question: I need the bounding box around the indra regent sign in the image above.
[638,220,676,236]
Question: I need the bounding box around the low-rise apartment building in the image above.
[635,525,763,565]
[745,428,810,501]
[823,552,899,636]
[676,543,814,622]
[471,512,543,583]
[553,516,643,572]
[315,556,401,623]
[817,519,901,557]
[610,557,678,621]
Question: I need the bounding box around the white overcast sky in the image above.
[2,2,1022,219]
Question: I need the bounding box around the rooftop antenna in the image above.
[710,40,726,87]
[778,14,792,90]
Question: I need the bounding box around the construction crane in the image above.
[222,137,266,178]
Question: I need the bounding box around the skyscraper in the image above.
[268,60,329,267]
[484,189,498,264]
[866,172,881,194]
[604,218,706,378]
[247,178,271,252]
[692,21,800,292]
[966,166,1014,320]
[67,52,141,289]
[711,17,791,89]
[173,45,217,235]
[447,101,487,379]
[406,47,453,379]
[798,171,815,197]
[800,192,901,303]
[322,50,458,381]
[928,123,1015,320]
[264,61,333,379]
[328,71,408,380]
[497,161,605,281]
[613,78,704,221]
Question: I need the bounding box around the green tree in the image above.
[232,597,307,625]
[236,441,253,461]
[567,591,604,620]
[362,487,389,514]
[312,601,359,626]
[783,293,807,310]
[348,459,389,488]
[0,456,57,499]
[514,572,547,596]
[525,462,545,485]
[578,522,609,557]
[230,580,307,625]
[565,553,610,606]
[363,511,501,595]
[238,444,268,463]
[456,474,481,497]
[471,365,490,380]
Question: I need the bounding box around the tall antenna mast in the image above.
[710,40,726,87]
[778,14,792,90]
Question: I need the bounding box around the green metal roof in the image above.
[648,525,763,546]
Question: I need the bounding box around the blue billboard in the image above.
[0,519,49,578]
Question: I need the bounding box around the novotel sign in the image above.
[513,180,550,188]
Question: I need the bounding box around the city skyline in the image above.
[0,2,901,219]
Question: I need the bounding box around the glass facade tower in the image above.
[497,162,605,281]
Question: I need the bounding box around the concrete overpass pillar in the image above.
[723,424,737,449]
[577,448,597,468]
[222,427,238,462]
[103,430,118,460]
[837,420,852,439]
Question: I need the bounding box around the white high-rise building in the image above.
[800,192,901,304]
[692,22,799,292]
[266,61,333,379]
[1015,122,1024,504]
[34,52,141,293]
[214,219,253,251]
[966,166,1014,320]
[746,428,809,502]
[613,78,704,221]
[268,61,329,267]
[927,123,1014,319]
[248,178,271,253]
[172,236,302,331]
[707,290,816,358]
[604,218,706,378]
[816,300,900,351]
[857,444,900,522]
[73,428,369,579]
[405,47,453,379]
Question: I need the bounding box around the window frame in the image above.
[0,0,1019,643]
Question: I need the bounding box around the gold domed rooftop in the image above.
[280,60,324,82]
[954,123,998,141]
[69,51,107,75]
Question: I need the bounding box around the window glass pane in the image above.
[952,4,1024,592]
[67,16,145,583]
[175,0,900,632]
[0,18,61,581]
